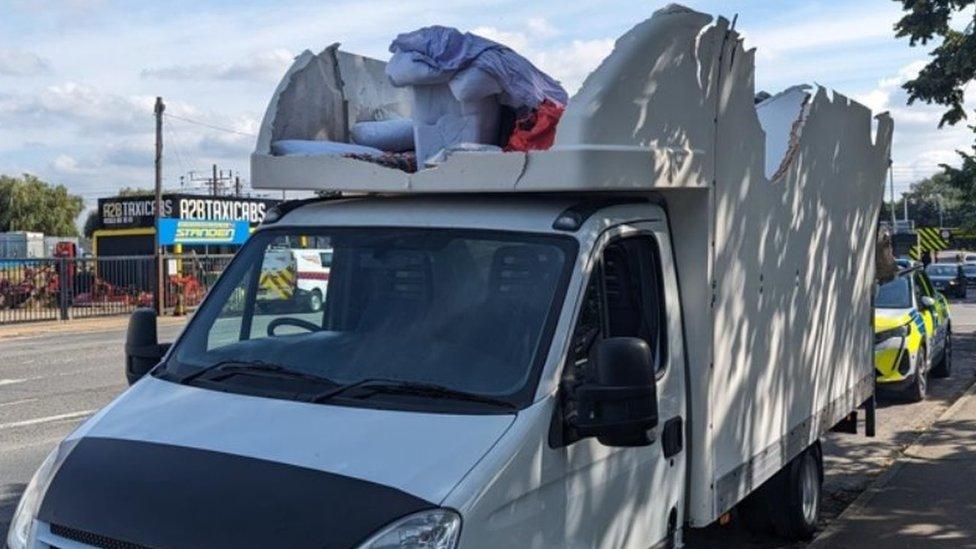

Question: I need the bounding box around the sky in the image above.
[1,0,974,224]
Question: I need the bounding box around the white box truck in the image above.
[8,6,891,549]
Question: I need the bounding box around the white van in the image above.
[8,6,891,549]
[259,246,332,312]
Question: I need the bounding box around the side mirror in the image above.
[569,337,659,447]
[125,308,170,385]
[921,296,936,309]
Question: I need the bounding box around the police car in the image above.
[874,266,952,401]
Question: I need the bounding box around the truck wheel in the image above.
[736,443,823,540]
[308,289,323,312]
[931,330,952,378]
[906,347,928,402]
[769,443,822,540]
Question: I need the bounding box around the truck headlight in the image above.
[356,509,461,549]
[875,324,910,344]
[7,444,65,549]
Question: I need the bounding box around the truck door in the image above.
[556,223,687,548]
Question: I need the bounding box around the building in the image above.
[94,193,280,257]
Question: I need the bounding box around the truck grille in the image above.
[49,523,147,549]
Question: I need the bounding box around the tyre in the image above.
[736,443,823,541]
[931,329,952,378]
[906,347,928,402]
[308,289,323,312]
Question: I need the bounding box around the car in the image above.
[257,245,332,312]
[875,267,952,401]
[963,263,976,287]
[963,253,976,264]
[925,262,967,298]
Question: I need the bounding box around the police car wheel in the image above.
[908,347,928,402]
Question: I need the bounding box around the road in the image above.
[2,302,976,546]
[0,320,185,537]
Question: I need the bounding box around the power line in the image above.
[162,112,257,137]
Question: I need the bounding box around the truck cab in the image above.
[12,196,690,549]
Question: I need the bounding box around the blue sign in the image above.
[157,218,250,245]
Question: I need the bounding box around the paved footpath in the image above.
[813,380,976,548]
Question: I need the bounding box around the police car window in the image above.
[875,277,911,309]
[565,235,667,376]
[915,272,935,297]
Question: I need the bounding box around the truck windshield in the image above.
[875,277,911,309]
[162,227,576,411]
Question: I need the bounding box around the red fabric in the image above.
[504,99,565,152]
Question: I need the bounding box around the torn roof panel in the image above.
[251,4,892,195]
[756,85,812,180]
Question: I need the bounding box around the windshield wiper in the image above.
[310,378,517,410]
[178,360,339,387]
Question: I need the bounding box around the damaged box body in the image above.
[249,4,894,537]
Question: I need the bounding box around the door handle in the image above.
[661,417,683,458]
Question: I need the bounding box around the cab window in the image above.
[565,235,667,378]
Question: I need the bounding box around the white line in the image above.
[0,398,37,408]
[0,378,26,386]
[0,410,95,430]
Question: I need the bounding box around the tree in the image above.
[82,187,158,238]
[894,1,976,195]
[0,174,85,236]
[880,171,976,229]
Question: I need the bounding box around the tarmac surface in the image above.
[2,300,976,546]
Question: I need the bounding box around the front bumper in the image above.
[875,335,915,383]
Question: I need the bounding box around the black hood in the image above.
[38,437,434,549]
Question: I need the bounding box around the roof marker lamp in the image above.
[356,509,461,549]
[874,324,910,344]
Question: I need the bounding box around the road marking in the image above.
[0,378,26,386]
[0,410,95,430]
[0,398,37,408]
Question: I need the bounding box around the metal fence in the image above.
[0,253,233,325]
[162,254,234,313]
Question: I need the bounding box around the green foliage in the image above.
[881,172,976,229]
[0,174,85,236]
[894,0,976,190]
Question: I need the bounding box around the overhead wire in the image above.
[162,112,257,137]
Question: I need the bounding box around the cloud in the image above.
[0,49,52,76]
[741,5,901,60]
[141,49,294,82]
[0,83,153,133]
[197,134,253,158]
[103,143,153,167]
[469,24,613,94]
[854,61,976,188]
[51,154,83,174]
[532,39,614,94]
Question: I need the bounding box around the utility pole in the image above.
[153,97,165,316]
[888,159,897,231]
[903,193,909,222]
[212,164,218,196]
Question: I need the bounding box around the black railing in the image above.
[0,254,233,325]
